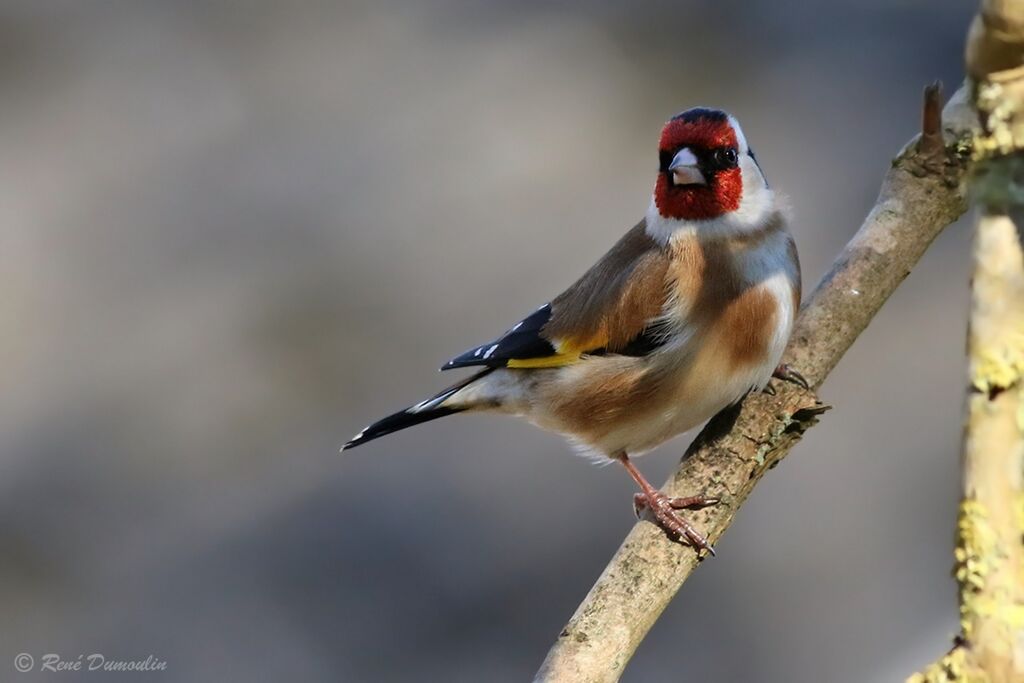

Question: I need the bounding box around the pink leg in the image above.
[616,452,718,556]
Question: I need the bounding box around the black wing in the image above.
[440,303,669,371]
[440,304,558,370]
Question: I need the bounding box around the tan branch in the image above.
[967,0,1024,80]
[910,215,1024,683]
[535,85,977,683]
[960,213,1024,681]
[909,6,1024,682]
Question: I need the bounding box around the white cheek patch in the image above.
[733,154,773,223]
[727,114,749,154]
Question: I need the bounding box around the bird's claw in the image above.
[771,363,809,390]
[632,491,718,556]
[632,492,719,516]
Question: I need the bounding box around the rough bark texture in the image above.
[909,221,1024,683]
[909,4,1024,681]
[962,214,1024,680]
[535,86,977,683]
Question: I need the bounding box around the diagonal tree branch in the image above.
[535,84,977,683]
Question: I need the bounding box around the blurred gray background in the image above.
[2,1,975,681]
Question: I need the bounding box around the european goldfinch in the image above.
[343,107,802,554]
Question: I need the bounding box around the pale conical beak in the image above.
[669,147,706,186]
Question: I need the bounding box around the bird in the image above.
[342,107,803,554]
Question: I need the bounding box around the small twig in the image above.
[535,85,976,683]
[918,81,946,167]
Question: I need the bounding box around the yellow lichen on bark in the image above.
[909,6,1024,677]
[907,647,978,683]
[956,500,999,641]
[907,190,1024,683]
[956,213,1024,682]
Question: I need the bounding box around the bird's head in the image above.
[652,107,768,223]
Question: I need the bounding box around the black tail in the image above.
[341,368,493,451]
[341,405,463,450]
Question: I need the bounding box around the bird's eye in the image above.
[713,148,738,168]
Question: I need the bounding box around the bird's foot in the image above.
[632,491,719,556]
[771,363,809,390]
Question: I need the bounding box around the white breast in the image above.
[736,229,798,385]
[482,221,799,460]
[588,230,798,456]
